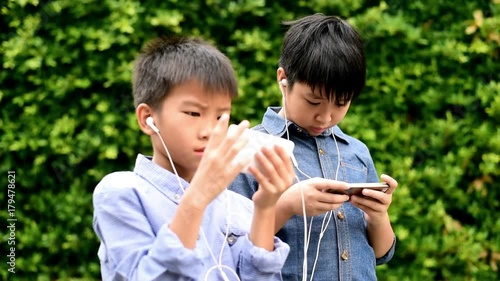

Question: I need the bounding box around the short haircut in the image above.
[132,36,238,109]
[278,13,366,106]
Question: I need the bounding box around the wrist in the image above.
[181,187,210,212]
[254,205,277,215]
[366,212,390,227]
[276,196,294,219]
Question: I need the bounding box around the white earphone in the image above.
[146,116,159,133]
[277,74,342,281]
[279,79,288,98]
[144,114,236,281]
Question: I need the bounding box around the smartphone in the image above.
[346,183,389,196]
[228,125,295,174]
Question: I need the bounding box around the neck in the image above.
[278,107,285,117]
[152,154,193,183]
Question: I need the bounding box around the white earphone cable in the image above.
[281,80,342,281]
[309,132,341,281]
[155,129,239,281]
[281,86,310,281]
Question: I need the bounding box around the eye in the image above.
[336,100,349,107]
[217,112,231,120]
[184,112,200,117]
[306,99,321,106]
[217,115,228,120]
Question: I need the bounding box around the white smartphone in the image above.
[228,125,295,174]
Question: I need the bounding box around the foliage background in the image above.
[1,0,498,280]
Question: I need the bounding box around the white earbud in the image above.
[145,115,238,281]
[146,117,159,133]
[279,79,288,97]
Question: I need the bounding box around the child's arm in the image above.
[169,114,250,248]
[349,174,398,258]
[93,175,205,280]
[274,178,350,232]
[247,145,296,250]
[229,172,351,233]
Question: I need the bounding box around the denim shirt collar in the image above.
[260,107,350,144]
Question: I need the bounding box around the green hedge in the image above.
[1,0,498,280]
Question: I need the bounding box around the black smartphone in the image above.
[345,183,389,196]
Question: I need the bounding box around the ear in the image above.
[136,103,156,136]
[277,67,287,85]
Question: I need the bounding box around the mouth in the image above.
[194,148,205,155]
[310,127,326,134]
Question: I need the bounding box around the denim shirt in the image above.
[93,154,290,281]
[228,107,396,281]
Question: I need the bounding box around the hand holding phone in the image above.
[328,182,389,196]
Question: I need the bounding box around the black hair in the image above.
[278,13,365,105]
[133,36,237,109]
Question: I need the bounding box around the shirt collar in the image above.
[261,106,350,144]
[133,154,188,197]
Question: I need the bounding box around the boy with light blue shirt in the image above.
[229,14,398,280]
[92,36,295,280]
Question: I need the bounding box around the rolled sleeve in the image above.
[147,225,205,278]
[238,235,290,280]
[376,234,396,265]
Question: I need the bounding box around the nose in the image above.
[199,128,210,140]
[315,108,332,123]
[198,119,217,140]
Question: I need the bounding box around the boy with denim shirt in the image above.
[92,36,295,280]
[229,14,398,280]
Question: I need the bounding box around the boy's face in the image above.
[151,80,232,181]
[281,82,351,136]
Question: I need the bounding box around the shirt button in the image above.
[227,234,237,245]
[319,148,325,155]
[297,128,302,133]
[337,211,345,220]
[341,250,349,261]
[174,194,181,200]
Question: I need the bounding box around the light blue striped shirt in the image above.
[93,154,290,280]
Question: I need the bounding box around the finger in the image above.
[205,113,231,150]
[267,145,297,190]
[256,148,291,190]
[348,199,371,214]
[248,164,272,190]
[361,188,390,205]
[317,193,350,204]
[309,178,349,193]
[380,174,398,195]
[272,145,295,178]
[350,195,385,212]
[227,147,251,174]
[259,146,289,184]
[218,119,250,162]
[226,119,250,138]
[253,149,277,183]
[314,201,345,213]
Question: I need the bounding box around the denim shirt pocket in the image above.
[339,159,368,182]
